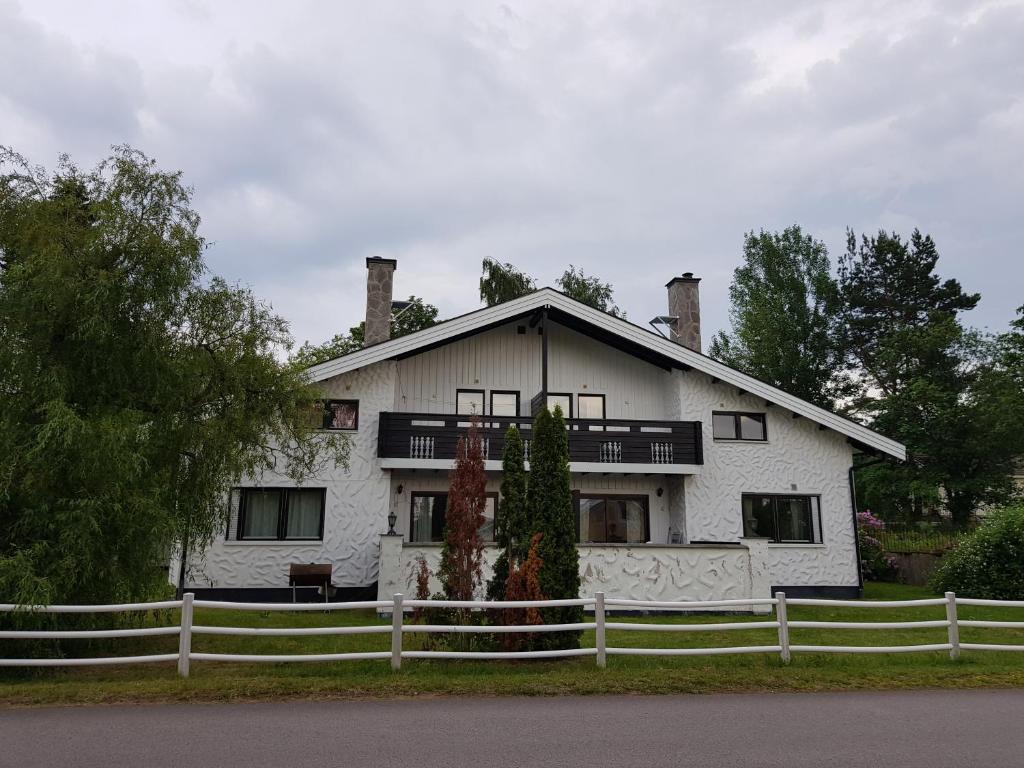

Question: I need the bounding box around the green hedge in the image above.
[930,505,1024,599]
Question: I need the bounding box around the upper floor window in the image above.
[741,493,821,543]
[456,389,485,416]
[712,411,766,441]
[577,394,605,420]
[324,400,359,430]
[237,487,326,541]
[546,393,572,418]
[409,492,497,542]
[490,391,520,417]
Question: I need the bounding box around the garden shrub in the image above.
[857,510,899,582]
[930,505,1024,599]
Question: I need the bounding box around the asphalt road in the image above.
[2,690,1023,767]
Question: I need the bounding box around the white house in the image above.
[180,258,906,606]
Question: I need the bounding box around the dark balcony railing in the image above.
[378,412,703,466]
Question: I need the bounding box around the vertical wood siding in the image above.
[395,320,673,420]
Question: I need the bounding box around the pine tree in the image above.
[528,405,582,649]
[486,425,529,600]
[837,229,1017,524]
[438,418,487,601]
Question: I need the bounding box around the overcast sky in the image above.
[2,0,1022,348]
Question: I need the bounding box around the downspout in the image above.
[541,306,549,406]
[849,456,886,595]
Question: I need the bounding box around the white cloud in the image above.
[2,0,1022,347]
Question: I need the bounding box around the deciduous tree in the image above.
[708,226,845,409]
[290,295,437,368]
[0,147,348,606]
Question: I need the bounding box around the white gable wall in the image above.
[676,369,859,588]
[394,320,674,420]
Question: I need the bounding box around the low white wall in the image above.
[378,536,772,612]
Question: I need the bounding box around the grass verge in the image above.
[2,583,1023,708]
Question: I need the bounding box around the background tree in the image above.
[0,147,347,607]
[838,229,1021,523]
[479,258,623,315]
[438,418,487,602]
[708,226,845,409]
[839,229,979,402]
[486,425,528,600]
[480,258,536,306]
[291,295,437,368]
[557,265,624,317]
[527,405,582,649]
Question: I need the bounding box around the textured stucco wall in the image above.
[677,370,858,588]
[379,538,771,609]
[185,361,396,589]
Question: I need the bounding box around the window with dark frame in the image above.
[577,393,605,420]
[712,411,766,441]
[546,393,572,418]
[456,389,485,416]
[741,493,821,543]
[323,400,359,430]
[409,492,497,542]
[237,487,326,541]
[576,494,649,544]
[490,391,520,418]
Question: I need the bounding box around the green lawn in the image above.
[2,583,1024,707]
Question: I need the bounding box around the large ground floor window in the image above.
[577,494,649,544]
[236,487,326,541]
[741,493,822,543]
[409,492,497,543]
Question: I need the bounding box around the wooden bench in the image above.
[288,563,333,602]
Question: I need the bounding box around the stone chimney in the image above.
[666,273,701,353]
[364,257,397,346]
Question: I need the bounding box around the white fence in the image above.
[2,592,1024,677]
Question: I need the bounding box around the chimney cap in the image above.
[665,273,700,287]
[366,257,398,269]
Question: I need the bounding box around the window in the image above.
[741,494,821,543]
[409,492,497,543]
[324,400,358,430]
[546,393,572,418]
[577,495,649,544]
[577,394,605,420]
[712,411,766,441]
[237,488,325,541]
[490,391,520,417]
[456,389,485,416]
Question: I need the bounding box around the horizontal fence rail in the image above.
[3,590,1024,675]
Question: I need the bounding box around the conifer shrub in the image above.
[528,406,582,649]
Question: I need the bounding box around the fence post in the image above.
[177,592,194,678]
[595,592,606,668]
[945,591,960,660]
[391,593,404,670]
[775,591,790,664]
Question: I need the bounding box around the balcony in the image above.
[377,412,703,474]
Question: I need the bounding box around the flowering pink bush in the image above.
[857,510,899,581]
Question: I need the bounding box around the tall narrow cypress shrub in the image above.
[487,425,528,600]
[528,405,582,649]
[438,418,487,602]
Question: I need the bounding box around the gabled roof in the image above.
[307,288,906,460]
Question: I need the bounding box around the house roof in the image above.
[306,288,907,460]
